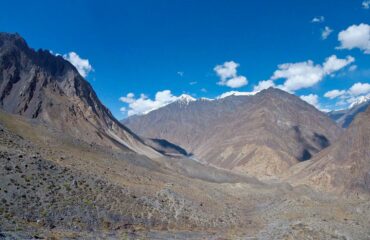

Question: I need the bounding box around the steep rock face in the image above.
[0,33,160,158]
[290,105,370,195]
[124,88,342,178]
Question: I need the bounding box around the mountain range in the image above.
[1,32,370,239]
[291,103,370,195]
[123,89,342,179]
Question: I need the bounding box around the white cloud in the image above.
[217,91,255,99]
[324,90,346,99]
[363,0,370,9]
[217,80,277,99]
[214,61,238,80]
[270,55,354,92]
[349,82,370,96]
[224,76,248,88]
[119,92,135,103]
[214,61,248,88]
[120,90,194,116]
[300,94,320,108]
[177,71,184,77]
[322,55,355,74]
[321,26,333,40]
[271,61,324,92]
[253,80,275,92]
[337,23,370,54]
[189,81,197,85]
[200,88,207,92]
[63,52,93,77]
[311,16,325,23]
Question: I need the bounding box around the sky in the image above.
[1,0,370,118]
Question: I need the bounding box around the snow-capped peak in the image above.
[349,95,370,109]
[177,94,196,104]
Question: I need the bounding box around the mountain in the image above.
[2,32,370,239]
[291,105,370,195]
[3,103,370,239]
[327,96,370,128]
[123,88,342,178]
[0,32,160,158]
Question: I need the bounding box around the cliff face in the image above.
[0,33,160,158]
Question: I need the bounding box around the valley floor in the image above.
[1,111,370,239]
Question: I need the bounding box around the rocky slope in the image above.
[124,88,342,178]
[290,105,370,195]
[0,32,159,158]
[2,109,370,239]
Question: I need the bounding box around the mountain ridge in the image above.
[291,104,370,195]
[123,87,343,178]
[0,32,160,158]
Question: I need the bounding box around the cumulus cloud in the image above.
[120,90,196,116]
[270,55,354,92]
[224,76,248,88]
[217,80,277,99]
[363,0,370,9]
[300,94,320,108]
[119,92,135,103]
[322,26,333,40]
[63,52,93,77]
[271,61,324,92]
[214,61,248,88]
[324,90,346,99]
[337,23,370,54]
[253,80,275,92]
[348,82,370,96]
[311,16,325,23]
[217,91,255,99]
[322,55,355,74]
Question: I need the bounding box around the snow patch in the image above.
[349,95,370,108]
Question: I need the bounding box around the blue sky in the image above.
[1,0,369,118]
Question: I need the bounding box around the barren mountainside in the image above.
[290,105,370,195]
[0,33,159,158]
[124,89,343,178]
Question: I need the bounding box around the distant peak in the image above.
[0,32,28,49]
[0,32,22,39]
[177,94,196,104]
[349,95,370,109]
[259,87,288,95]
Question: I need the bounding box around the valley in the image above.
[0,32,370,239]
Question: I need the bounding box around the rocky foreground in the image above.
[1,111,370,239]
